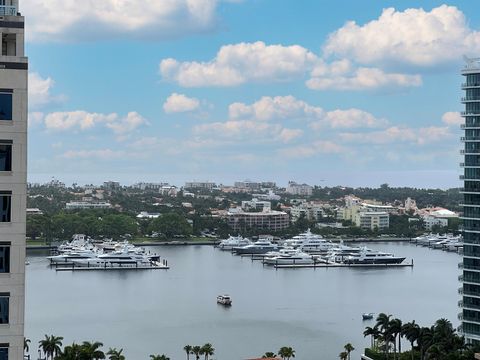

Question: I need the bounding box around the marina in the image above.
[25,241,460,360]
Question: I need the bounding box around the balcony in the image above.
[462,83,480,89]
[460,137,480,142]
[0,5,16,16]
[458,312,464,321]
[461,162,465,167]
[459,287,464,294]
[460,175,465,180]
[462,97,480,103]
[459,262,465,269]
[459,300,464,307]
[461,112,480,117]
[459,274,464,281]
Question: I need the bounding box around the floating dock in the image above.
[52,260,169,271]
[268,261,414,269]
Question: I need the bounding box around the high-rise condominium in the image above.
[0,0,27,358]
[461,56,480,344]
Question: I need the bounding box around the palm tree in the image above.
[262,352,276,358]
[343,343,354,360]
[375,314,392,359]
[389,318,402,359]
[56,343,82,360]
[24,338,31,354]
[39,334,64,360]
[401,321,420,360]
[80,341,105,360]
[339,351,348,360]
[364,326,380,349]
[417,326,434,360]
[201,343,214,360]
[150,356,169,360]
[191,346,202,360]
[183,345,192,360]
[106,348,125,360]
[277,346,295,360]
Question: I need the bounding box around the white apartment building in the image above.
[103,181,121,191]
[286,181,313,196]
[423,216,449,230]
[354,211,390,230]
[0,1,27,358]
[291,203,324,222]
[226,209,289,232]
[241,199,271,212]
[65,201,112,210]
[184,181,216,190]
[159,185,178,197]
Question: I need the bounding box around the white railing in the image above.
[0,6,16,16]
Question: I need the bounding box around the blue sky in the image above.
[23,0,480,188]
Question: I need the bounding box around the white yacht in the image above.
[234,240,279,255]
[217,236,252,251]
[70,250,156,267]
[47,250,98,264]
[282,230,334,253]
[342,248,405,265]
[264,249,314,265]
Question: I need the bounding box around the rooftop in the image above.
[462,56,480,74]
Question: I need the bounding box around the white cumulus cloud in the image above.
[44,110,147,135]
[163,93,200,113]
[323,5,480,67]
[307,65,422,91]
[442,111,463,126]
[160,41,318,87]
[24,0,225,42]
[228,96,386,129]
[339,126,452,145]
[62,149,126,160]
[29,72,64,108]
[193,120,302,143]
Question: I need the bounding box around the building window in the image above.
[0,192,11,222]
[0,91,12,121]
[0,141,12,171]
[0,294,9,324]
[0,343,7,360]
[0,245,9,273]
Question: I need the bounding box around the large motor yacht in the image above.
[342,248,405,265]
[233,240,279,255]
[217,236,252,251]
[264,249,315,265]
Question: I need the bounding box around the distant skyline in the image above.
[25,1,480,189]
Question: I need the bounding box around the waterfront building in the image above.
[132,182,168,191]
[354,211,389,230]
[285,181,313,196]
[290,203,324,222]
[460,57,480,344]
[226,208,289,232]
[65,201,112,210]
[0,1,27,358]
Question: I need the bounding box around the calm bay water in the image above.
[25,242,460,360]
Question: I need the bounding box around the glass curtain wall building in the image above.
[461,57,480,343]
[0,0,27,359]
